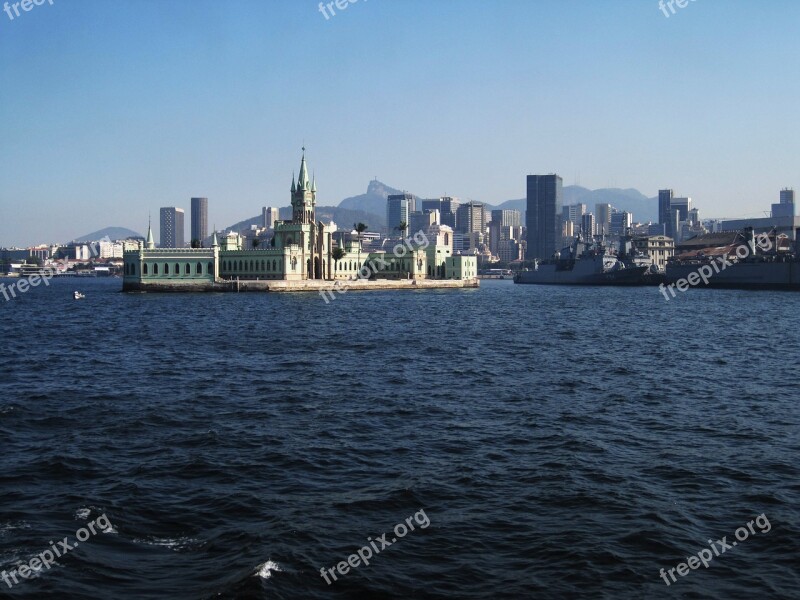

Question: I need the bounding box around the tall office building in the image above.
[190,198,208,246]
[387,193,415,236]
[409,209,440,235]
[774,188,796,218]
[581,213,596,238]
[421,197,459,230]
[262,206,280,229]
[658,189,674,237]
[610,211,632,235]
[491,209,521,228]
[160,207,185,248]
[595,203,611,235]
[526,174,563,259]
[562,203,587,227]
[456,201,486,234]
[671,197,692,222]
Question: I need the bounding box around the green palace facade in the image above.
[122,151,477,292]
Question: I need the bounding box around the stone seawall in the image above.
[123,278,480,293]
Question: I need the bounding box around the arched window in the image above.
[207,262,213,275]
[239,260,243,271]
[174,264,179,275]
[163,263,169,275]
[185,263,191,275]
[143,263,148,275]
[250,260,254,271]
[272,260,277,271]
[445,233,450,245]
[196,262,202,274]
[153,263,158,275]
[261,260,265,271]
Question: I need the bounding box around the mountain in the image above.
[491,186,658,223]
[222,205,384,234]
[73,227,142,242]
[338,180,405,218]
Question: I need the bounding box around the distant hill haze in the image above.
[73,227,143,243]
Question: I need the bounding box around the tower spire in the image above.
[146,215,155,249]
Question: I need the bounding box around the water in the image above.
[1,278,798,599]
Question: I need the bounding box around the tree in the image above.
[354,222,368,275]
[331,246,346,279]
[395,221,408,239]
[252,238,261,248]
[191,238,201,248]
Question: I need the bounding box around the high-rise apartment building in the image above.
[581,213,595,238]
[190,198,208,246]
[562,203,587,227]
[160,207,185,248]
[526,174,563,259]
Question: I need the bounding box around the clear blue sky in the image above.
[1,0,799,246]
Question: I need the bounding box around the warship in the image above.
[665,227,800,290]
[514,235,658,286]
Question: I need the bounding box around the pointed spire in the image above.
[212,225,219,248]
[311,172,316,193]
[291,172,296,193]
[298,148,309,191]
[146,216,155,249]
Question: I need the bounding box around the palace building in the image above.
[122,150,477,292]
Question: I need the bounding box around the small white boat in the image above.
[73,291,85,299]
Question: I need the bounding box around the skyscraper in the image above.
[595,203,611,236]
[456,201,486,234]
[658,189,674,237]
[387,193,415,236]
[160,207,185,248]
[421,197,459,229]
[190,198,208,246]
[491,209,521,228]
[526,174,563,259]
[262,206,280,229]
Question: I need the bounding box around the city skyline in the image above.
[2,1,800,247]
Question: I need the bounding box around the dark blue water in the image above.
[1,277,798,599]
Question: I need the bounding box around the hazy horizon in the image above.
[2,0,799,246]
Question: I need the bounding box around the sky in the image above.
[1,0,799,246]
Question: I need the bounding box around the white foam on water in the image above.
[75,508,91,520]
[255,560,282,579]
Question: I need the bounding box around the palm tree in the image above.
[252,238,261,248]
[331,246,346,280]
[395,221,408,239]
[354,222,367,275]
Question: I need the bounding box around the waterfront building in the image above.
[526,174,563,259]
[191,198,208,246]
[123,151,476,290]
[632,235,674,270]
[160,207,185,248]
